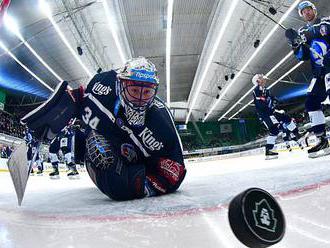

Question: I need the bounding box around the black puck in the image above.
[228,188,285,248]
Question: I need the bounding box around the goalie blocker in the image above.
[21,81,83,140]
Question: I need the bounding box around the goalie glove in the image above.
[21,81,83,140]
[86,130,115,170]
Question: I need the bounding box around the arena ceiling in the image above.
[0,0,327,121]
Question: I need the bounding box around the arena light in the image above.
[102,0,127,64]
[4,14,64,82]
[228,61,304,120]
[166,0,174,107]
[218,51,293,121]
[185,0,240,124]
[39,0,93,78]
[203,0,301,122]
[0,41,54,92]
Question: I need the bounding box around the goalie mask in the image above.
[117,57,159,127]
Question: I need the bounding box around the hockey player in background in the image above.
[280,121,304,152]
[285,1,330,158]
[24,127,43,175]
[252,74,302,159]
[21,57,186,201]
[48,122,79,179]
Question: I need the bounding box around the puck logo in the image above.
[252,198,278,232]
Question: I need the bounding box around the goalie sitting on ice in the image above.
[252,74,302,160]
[21,57,186,201]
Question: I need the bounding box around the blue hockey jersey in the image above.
[80,70,184,167]
[295,16,330,76]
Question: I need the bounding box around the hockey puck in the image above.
[228,188,285,248]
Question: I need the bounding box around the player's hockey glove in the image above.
[21,81,83,140]
[285,28,303,49]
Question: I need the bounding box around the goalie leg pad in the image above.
[86,158,146,201]
[85,130,145,200]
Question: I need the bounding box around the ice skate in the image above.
[286,144,292,152]
[49,168,60,179]
[308,136,330,158]
[67,168,80,180]
[265,149,278,160]
[36,170,43,176]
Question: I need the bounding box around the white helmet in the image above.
[298,1,317,17]
[252,74,264,86]
[116,57,159,127]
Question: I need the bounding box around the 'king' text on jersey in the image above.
[92,82,112,95]
[139,127,164,151]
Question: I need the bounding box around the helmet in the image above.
[117,57,159,112]
[298,1,317,17]
[252,74,264,86]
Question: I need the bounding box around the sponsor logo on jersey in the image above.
[92,82,112,95]
[124,105,145,126]
[320,25,328,36]
[139,127,164,151]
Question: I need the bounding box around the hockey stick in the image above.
[7,142,40,206]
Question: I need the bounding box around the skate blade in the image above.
[36,173,43,176]
[265,155,278,160]
[68,175,80,180]
[308,148,330,159]
[50,175,60,179]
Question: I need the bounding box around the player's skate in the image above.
[30,167,35,176]
[265,149,278,160]
[297,131,310,149]
[49,168,60,179]
[308,136,330,158]
[36,165,43,176]
[297,141,304,150]
[286,144,292,152]
[67,168,80,180]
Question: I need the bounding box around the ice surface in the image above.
[1,150,330,248]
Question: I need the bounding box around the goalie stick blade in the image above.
[7,143,39,206]
[7,143,29,206]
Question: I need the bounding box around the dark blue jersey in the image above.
[59,126,74,150]
[295,17,330,76]
[24,131,38,148]
[80,70,184,166]
[253,86,275,118]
